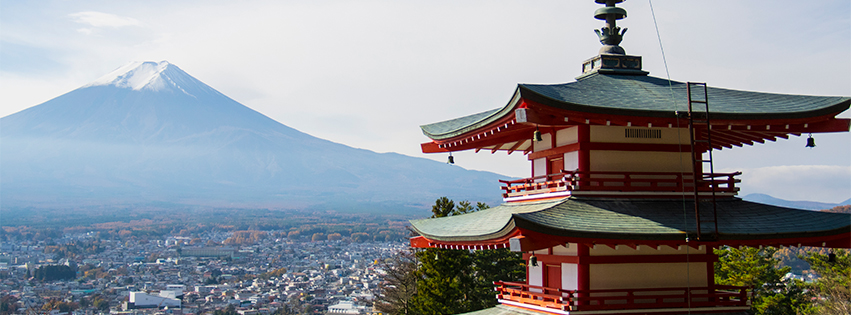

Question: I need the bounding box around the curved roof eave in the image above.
[420,88,522,140]
[410,198,851,245]
[419,73,850,143]
[408,198,564,242]
[519,74,851,121]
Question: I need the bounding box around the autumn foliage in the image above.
[223,230,267,245]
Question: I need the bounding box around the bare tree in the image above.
[375,248,419,315]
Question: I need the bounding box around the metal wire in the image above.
[649,1,693,312]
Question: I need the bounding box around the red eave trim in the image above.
[409,230,525,250]
[514,227,851,249]
[524,98,849,128]
[421,142,444,153]
[410,226,851,250]
[523,252,718,265]
[421,99,849,154]
[422,114,531,153]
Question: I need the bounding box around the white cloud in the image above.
[736,165,851,204]
[69,11,140,28]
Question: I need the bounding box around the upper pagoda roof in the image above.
[421,73,850,141]
[410,198,851,248]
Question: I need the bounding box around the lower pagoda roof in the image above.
[409,197,851,249]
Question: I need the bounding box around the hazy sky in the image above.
[2,0,849,203]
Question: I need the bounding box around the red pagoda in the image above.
[408,1,851,314]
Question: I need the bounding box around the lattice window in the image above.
[624,128,661,139]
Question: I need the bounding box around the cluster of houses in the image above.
[0,231,406,314]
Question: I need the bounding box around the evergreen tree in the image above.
[468,248,527,310]
[33,264,75,281]
[714,246,808,314]
[801,249,850,315]
[406,198,525,314]
[413,248,476,314]
[431,197,456,218]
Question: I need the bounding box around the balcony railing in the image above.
[500,170,741,200]
[494,281,749,312]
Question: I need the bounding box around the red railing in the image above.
[500,170,741,199]
[494,281,749,312]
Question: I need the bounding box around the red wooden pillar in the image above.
[577,125,591,191]
[577,243,590,306]
[706,245,716,303]
[577,125,590,173]
[525,253,531,285]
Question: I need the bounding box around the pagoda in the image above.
[408,1,851,314]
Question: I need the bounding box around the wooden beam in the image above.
[781,118,850,133]
[713,131,755,146]
[528,143,581,160]
[491,143,504,154]
[421,142,446,153]
[432,126,536,153]
[507,140,528,155]
[728,130,766,144]
[707,132,746,148]
[750,131,778,142]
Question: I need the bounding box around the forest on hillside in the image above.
[0,207,416,245]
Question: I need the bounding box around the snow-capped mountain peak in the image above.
[1,60,505,210]
[85,61,191,94]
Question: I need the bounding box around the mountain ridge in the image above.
[1,61,507,212]
[742,193,850,210]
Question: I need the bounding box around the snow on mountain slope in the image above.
[1,61,305,143]
[84,61,214,97]
[86,61,171,91]
[0,61,507,211]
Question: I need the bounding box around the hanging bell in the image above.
[805,134,816,148]
[447,153,455,164]
[534,130,543,142]
[529,254,538,267]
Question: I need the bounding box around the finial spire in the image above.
[577,0,646,78]
[594,0,628,55]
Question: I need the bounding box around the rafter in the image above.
[728,130,767,144]
[507,140,528,155]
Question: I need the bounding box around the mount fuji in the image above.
[1,61,506,211]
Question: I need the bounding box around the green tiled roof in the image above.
[410,198,851,243]
[420,74,851,140]
[409,199,564,242]
[521,74,850,119]
[420,108,504,140]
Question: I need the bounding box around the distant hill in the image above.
[823,205,851,214]
[0,61,508,213]
[743,193,847,210]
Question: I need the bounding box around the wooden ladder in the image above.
[687,82,719,241]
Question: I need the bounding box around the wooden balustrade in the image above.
[500,170,741,199]
[494,281,749,312]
